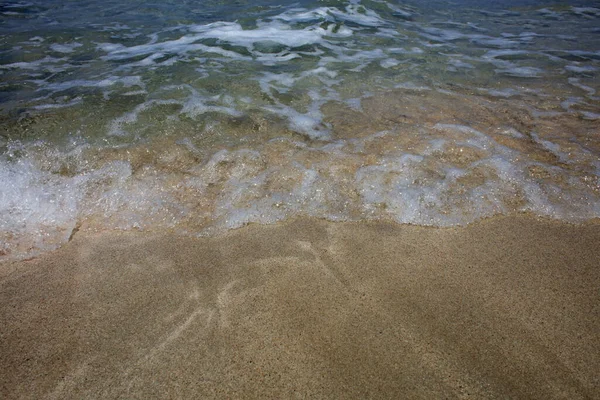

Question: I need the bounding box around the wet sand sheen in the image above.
[1,215,599,399]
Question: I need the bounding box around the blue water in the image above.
[1,0,599,260]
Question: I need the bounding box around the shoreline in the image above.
[1,214,599,398]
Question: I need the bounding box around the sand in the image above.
[1,215,599,399]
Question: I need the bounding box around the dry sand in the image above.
[1,215,599,399]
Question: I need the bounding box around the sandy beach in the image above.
[1,215,599,399]
[2,1,600,399]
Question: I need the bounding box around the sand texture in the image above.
[1,215,599,399]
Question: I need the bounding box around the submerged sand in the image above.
[1,215,599,399]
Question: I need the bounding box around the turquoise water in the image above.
[1,0,599,260]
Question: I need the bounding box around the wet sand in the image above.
[1,215,599,399]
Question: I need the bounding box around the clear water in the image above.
[1,0,599,260]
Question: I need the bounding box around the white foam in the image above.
[388,47,424,54]
[380,58,400,68]
[393,82,431,91]
[385,3,414,20]
[432,124,491,149]
[496,127,525,139]
[192,21,323,49]
[471,37,520,48]
[107,83,247,136]
[258,72,295,94]
[530,132,567,162]
[0,56,66,71]
[256,68,340,139]
[345,98,362,111]
[482,50,530,60]
[4,2,35,9]
[178,85,244,118]
[40,75,145,93]
[256,52,301,66]
[108,99,180,136]
[538,8,562,19]
[420,27,469,42]
[355,152,482,226]
[0,148,160,259]
[448,59,474,69]
[99,32,252,65]
[5,0,600,261]
[321,5,385,27]
[95,4,387,70]
[581,111,600,120]
[571,7,600,18]
[0,158,79,257]
[4,115,600,261]
[376,28,404,39]
[277,5,384,27]
[560,97,583,110]
[31,97,83,110]
[96,42,127,53]
[264,102,331,140]
[478,87,522,98]
[568,78,596,96]
[50,42,83,54]
[23,36,45,46]
[420,26,528,50]
[319,48,386,72]
[273,7,330,24]
[495,66,543,78]
[565,64,597,73]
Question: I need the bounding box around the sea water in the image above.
[1,0,599,260]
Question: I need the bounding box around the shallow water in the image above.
[1,0,599,260]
